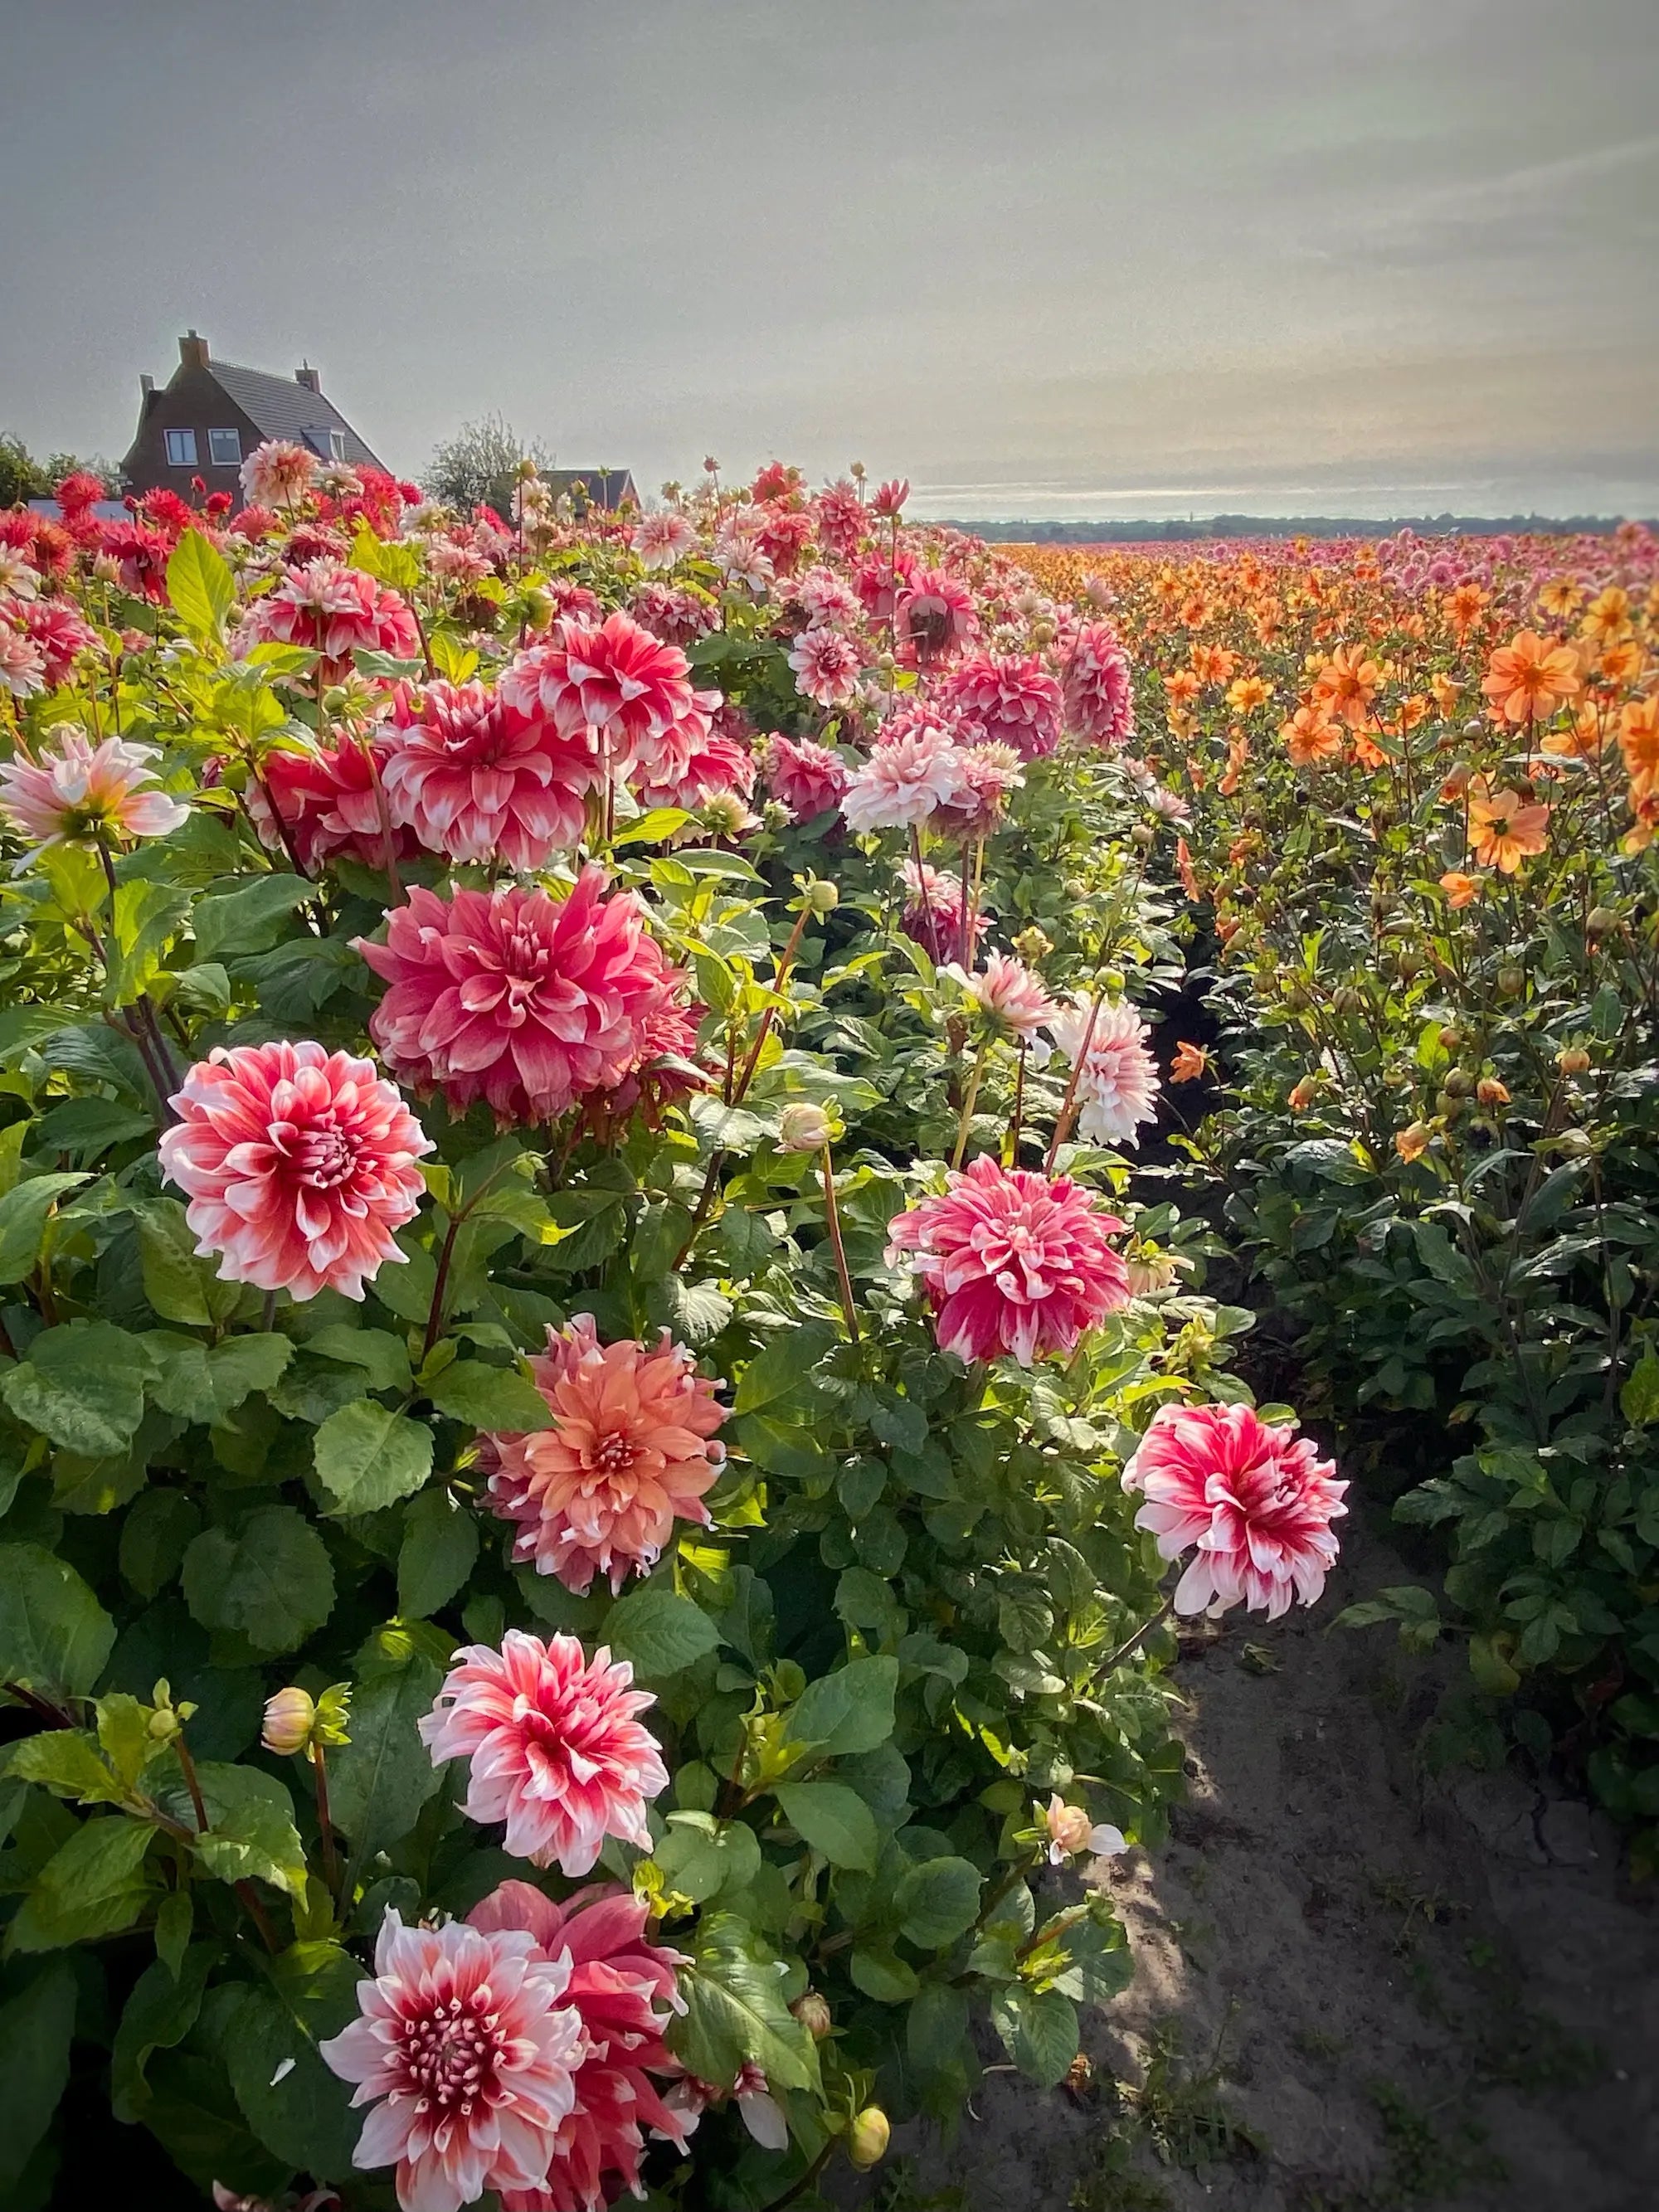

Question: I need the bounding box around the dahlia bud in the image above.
[805,879,840,914]
[849,461,866,481]
[1556,1046,1591,1076]
[1288,1075,1318,1112]
[1012,925,1053,965]
[791,1991,833,2041]
[1477,1077,1510,1106]
[875,651,896,675]
[701,794,749,837]
[1131,824,1155,848]
[91,553,120,586]
[261,1686,316,1756]
[1441,1070,1474,1098]
[1496,965,1525,997]
[1029,618,1057,646]
[848,2107,891,2171]
[1394,1121,1432,1163]
[779,1102,833,1154]
[1555,1128,1593,1157]
[1438,1027,1462,1052]
[522,585,553,630]
[1585,907,1619,936]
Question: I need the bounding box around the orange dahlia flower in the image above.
[1480,630,1580,724]
[1170,1039,1210,1083]
[1282,702,1343,767]
[1438,871,1481,908]
[1619,694,1659,795]
[1466,775,1550,873]
[1312,644,1383,730]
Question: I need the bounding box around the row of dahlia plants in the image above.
[1011,526,1659,1858]
[0,451,1340,2212]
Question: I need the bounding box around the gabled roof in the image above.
[544,467,638,511]
[206,360,387,470]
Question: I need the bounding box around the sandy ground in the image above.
[879,1503,1659,2212]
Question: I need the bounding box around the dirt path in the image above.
[884,1503,1659,2212]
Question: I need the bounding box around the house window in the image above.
[164,427,198,468]
[328,428,347,461]
[207,427,241,467]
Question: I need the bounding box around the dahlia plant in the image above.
[0,455,1335,2210]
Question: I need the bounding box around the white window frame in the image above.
[164,427,198,468]
[207,427,241,467]
[328,428,347,461]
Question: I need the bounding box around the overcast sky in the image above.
[2,0,1655,519]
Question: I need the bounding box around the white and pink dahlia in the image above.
[420,1630,669,1874]
[899,859,987,965]
[1063,620,1136,747]
[358,869,688,1127]
[0,728,188,854]
[499,613,697,785]
[1123,1402,1347,1618]
[488,1315,727,1594]
[936,741,1025,838]
[841,722,967,834]
[248,732,416,876]
[319,1910,584,2212]
[787,625,864,708]
[1048,997,1160,1145]
[632,511,699,571]
[886,1155,1129,1366]
[794,564,863,628]
[158,1040,431,1302]
[939,653,1063,760]
[381,679,601,870]
[239,439,320,509]
[762,731,849,823]
[0,618,47,700]
[235,559,420,667]
[946,951,1055,1040]
[895,568,980,665]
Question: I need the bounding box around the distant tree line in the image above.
[942,513,1649,543]
[0,435,120,507]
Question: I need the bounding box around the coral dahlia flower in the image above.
[1481,630,1582,725]
[0,728,187,855]
[895,567,980,665]
[488,1315,727,1594]
[420,1630,668,1873]
[236,559,420,668]
[841,723,967,834]
[886,1155,1129,1366]
[1047,997,1160,1145]
[318,1910,584,2212]
[469,1880,693,2212]
[939,653,1063,761]
[763,731,850,822]
[158,1040,431,1301]
[787,625,864,708]
[1062,621,1136,748]
[248,732,417,876]
[381,679,601,869]
[500,614,696,785]
[1311,644,1383,732]
[1466,775,1549,873]
[1122,1402,1347,1618]
[240,439,319,509]
[358,869,687,1126]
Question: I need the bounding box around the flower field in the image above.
[0,454,1650,2212]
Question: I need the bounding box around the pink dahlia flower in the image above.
[1123,1402,1347,1618]
[795,564,863,628]
[489,1315,727,1594]
[0,552,40,602]
[713,516,775,593]
[97,520,173,602]
[852,547,917,625]
[886,1156,1129,1366]
[319,1909,584,2212]
[381,679,601,869]
[240,438,320,509]
[358,868,687,1127]
[499,614,696,785]
[936,741,1025,838]
[1063,620,1136,747]
[841,723,967,834]
[0,728,188,853]
[900,858,987,965]
[895,568,980,665]
[632,512,699,571]
[939,653,1063,760]
[870,477,910,518]
[787,625,864,708]
[763,731,850,822]
[1048,996,1160,1146]
[248,732,417,876]
[812,482,866,562]
[629,580,719,647]
[469,1880,693,2212]
[420,1630,669,1873]
[752,503,815,578]
[0,619,50,700]
[158,1040,431,1301]
[946,951,1055,1040]
[236,559,420,668]
[21,598,100,688]
[632,718,755,814]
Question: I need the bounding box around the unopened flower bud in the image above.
[875,651,896,675]
[1029,618,1057,647]
[1556,1046,1590,1076]
[1585,906,1619,937]
[1011,925,1053,965]
[805,879,839,914]
[1477,1077,1510,1107]
[1131,824,1155,848]
[701,793,749,837]
[779,1102,832,1154]
[261,1686,317,1756]
[791,1990,833,2041]
[848,2107,891,2171]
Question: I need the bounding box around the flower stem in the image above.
[1044,981,1107,1173]
[311,1740,341,1896]
[951,1038,990,1169]
[820,1144,860,1349]
[732,902,813,1105]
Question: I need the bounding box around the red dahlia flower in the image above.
[381,678,601,869]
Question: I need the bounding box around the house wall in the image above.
[121,370,266,502]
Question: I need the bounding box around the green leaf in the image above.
[425,1359,556,1432]
[604,1579,721,1675]
[8,1813,158,1951]
[0,1320,156,1454]
[192,876,311,965]
[188,1763,307,1897]
[669,1913,821,2093]
[1621,1352,1659,1428]
[111,1945,213,2121]
[397,1487,480,1619]
[313,1401,434,1516]
[0,1173,89,1285]
[895,1855,983,1950]
[0,1961,76,2189]
[990,1984,1079,2087]
[182,1505,336,1655]
[105,881,191,1008]
[849,1946,920,2002]
[4,1730,124,1807]
[309,1324,413,1396]
[732,1320,837,1417]
[327,1651,445,1864]
[222,1976,362,2180]
[0,1543,116,1697]
[774,1781,880,1870]
[654,1811,763,1903]
[130,1198,236,1327]
[786,1655,898,1757]
[167,529,234,638]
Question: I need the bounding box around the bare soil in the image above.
[881,1502,1659,2212]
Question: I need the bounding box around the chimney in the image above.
[294,362,321,392]
[178,329,209,372]
[139,373,154,400]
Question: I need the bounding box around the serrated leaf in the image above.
[111,1945,213,2121]
[182,1506,335,1655]
[167,529,234,638]
[894,1855,983,1949]
[8,1813,159,1951]
[0,1173,89,1285]
[222,1977,361,2180]
[327,1650,445,1866]
[773,1781,879,1870]
[187,1763,307,1897]
[191,876,311,965]
[732,1320,837,1417]
[785,1655,898,1757]
[397,1487,480,1619]
[424,1359,555,1433]
[990,1984,1078,2087]
[604,1578,720,1675]
[0,1543,116,1697]
[308,1324,413,1395]
[313,1401,433,1515]
[669,1913,821,2093]
[3,1729,124,1807]
[0,1320,156,1454]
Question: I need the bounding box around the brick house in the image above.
[121,331,388,503]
